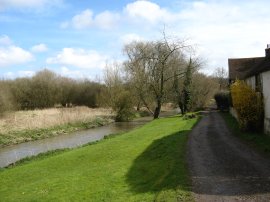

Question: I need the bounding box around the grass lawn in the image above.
[221,112,270,156]
[0,115,199,202]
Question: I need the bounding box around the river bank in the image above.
[0,116,151,168]
[0,115,199,201]
[0,107,114,147]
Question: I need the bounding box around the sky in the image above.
[0,0,269,80]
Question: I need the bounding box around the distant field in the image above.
[0,107,114,146]
[0,115,199,201]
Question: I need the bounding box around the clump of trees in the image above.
[99,63,135,121]
[100,33,220,120]
[0,34,222,121]
[0,69,103,115]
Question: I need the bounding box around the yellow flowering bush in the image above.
[231,80,264,131]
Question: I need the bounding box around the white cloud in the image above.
[59,66,86,79]
[31,43,48,52]
[0,36,33,67]
[46,48,108,69]
[3,71,14,79]
[3,70,35,79]
[0,35,12,45]
[0,0,63,11]
[121,33,145,45]
[18,70,35,77]
[124,0,176,24]
[62,9,120,30]
[95,11,120,29]
[70,9,94,29]
[174,1,270,72]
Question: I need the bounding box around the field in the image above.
[0,115,199,201]
[0,107,114,146]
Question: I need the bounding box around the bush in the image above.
[0,81,16,116]
[231,80,264,131]
[214,91,230,110]
[114,91,135,122]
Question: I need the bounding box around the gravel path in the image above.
[187,110,270,201]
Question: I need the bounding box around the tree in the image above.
[124,35,189,119]
[191,73,219,110]
[182,58,193,113]
[213,67,228,90]
[100,63,135,121]
[0,80,16,115]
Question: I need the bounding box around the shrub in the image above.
[0,81,16,116]
[214,91,230,110]
[113,91,135,122]
[231,80,264,131]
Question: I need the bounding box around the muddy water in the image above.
[0,116,154,168]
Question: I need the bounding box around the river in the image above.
[0,116,153,168]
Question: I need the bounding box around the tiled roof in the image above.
[228,57,264,80]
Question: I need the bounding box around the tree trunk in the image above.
[153,100,161,119]
[178,101,184,115]
[136,101,141,111]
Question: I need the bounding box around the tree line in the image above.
[0,69,103,114]
[101,34,223,120]
[0,34,225,120]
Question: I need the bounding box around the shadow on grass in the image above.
[126,131,191,193]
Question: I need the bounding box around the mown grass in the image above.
[221,112,270,156]
[0,115,199,202]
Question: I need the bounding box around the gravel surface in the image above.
[187,110,270,202]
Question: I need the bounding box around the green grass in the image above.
[0,117,112,147]
[221,112,270,155]
[0,115,199,202]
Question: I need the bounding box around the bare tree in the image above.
[213,67,228,90]
[100,63,135,121]
[124,34,192,118]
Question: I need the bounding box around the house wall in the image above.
[262,70,270,134]
[245,76,256,90]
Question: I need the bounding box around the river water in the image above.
[0,116,153,168]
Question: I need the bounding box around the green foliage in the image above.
[114,90,135,122]
[0,80,16,115]
[1,69,103,110]
[214,91,230,110]
[182,59,192,113]
[231,80,264,131]
[0,115,199,201]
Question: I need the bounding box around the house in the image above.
[228,44,270,134]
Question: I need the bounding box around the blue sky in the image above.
[0,0,269,79]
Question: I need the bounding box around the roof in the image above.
[228,57,264,80]
[245,56,270,78]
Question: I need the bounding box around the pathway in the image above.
[187,110,270,201]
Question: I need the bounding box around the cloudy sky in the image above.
[0,0,269,79]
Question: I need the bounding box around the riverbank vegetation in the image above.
[0,107,113,146]
[0,115,199,201]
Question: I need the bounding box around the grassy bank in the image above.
[221,112,270,156]
[0,115,199,202]
[0,107,114,147]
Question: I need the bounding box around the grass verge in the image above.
[221,112,270,156]
[0,115,199,202]
[0,117,113,147]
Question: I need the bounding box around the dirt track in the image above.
[187,111,270,201]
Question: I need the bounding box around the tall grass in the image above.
[0,107,113,134]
